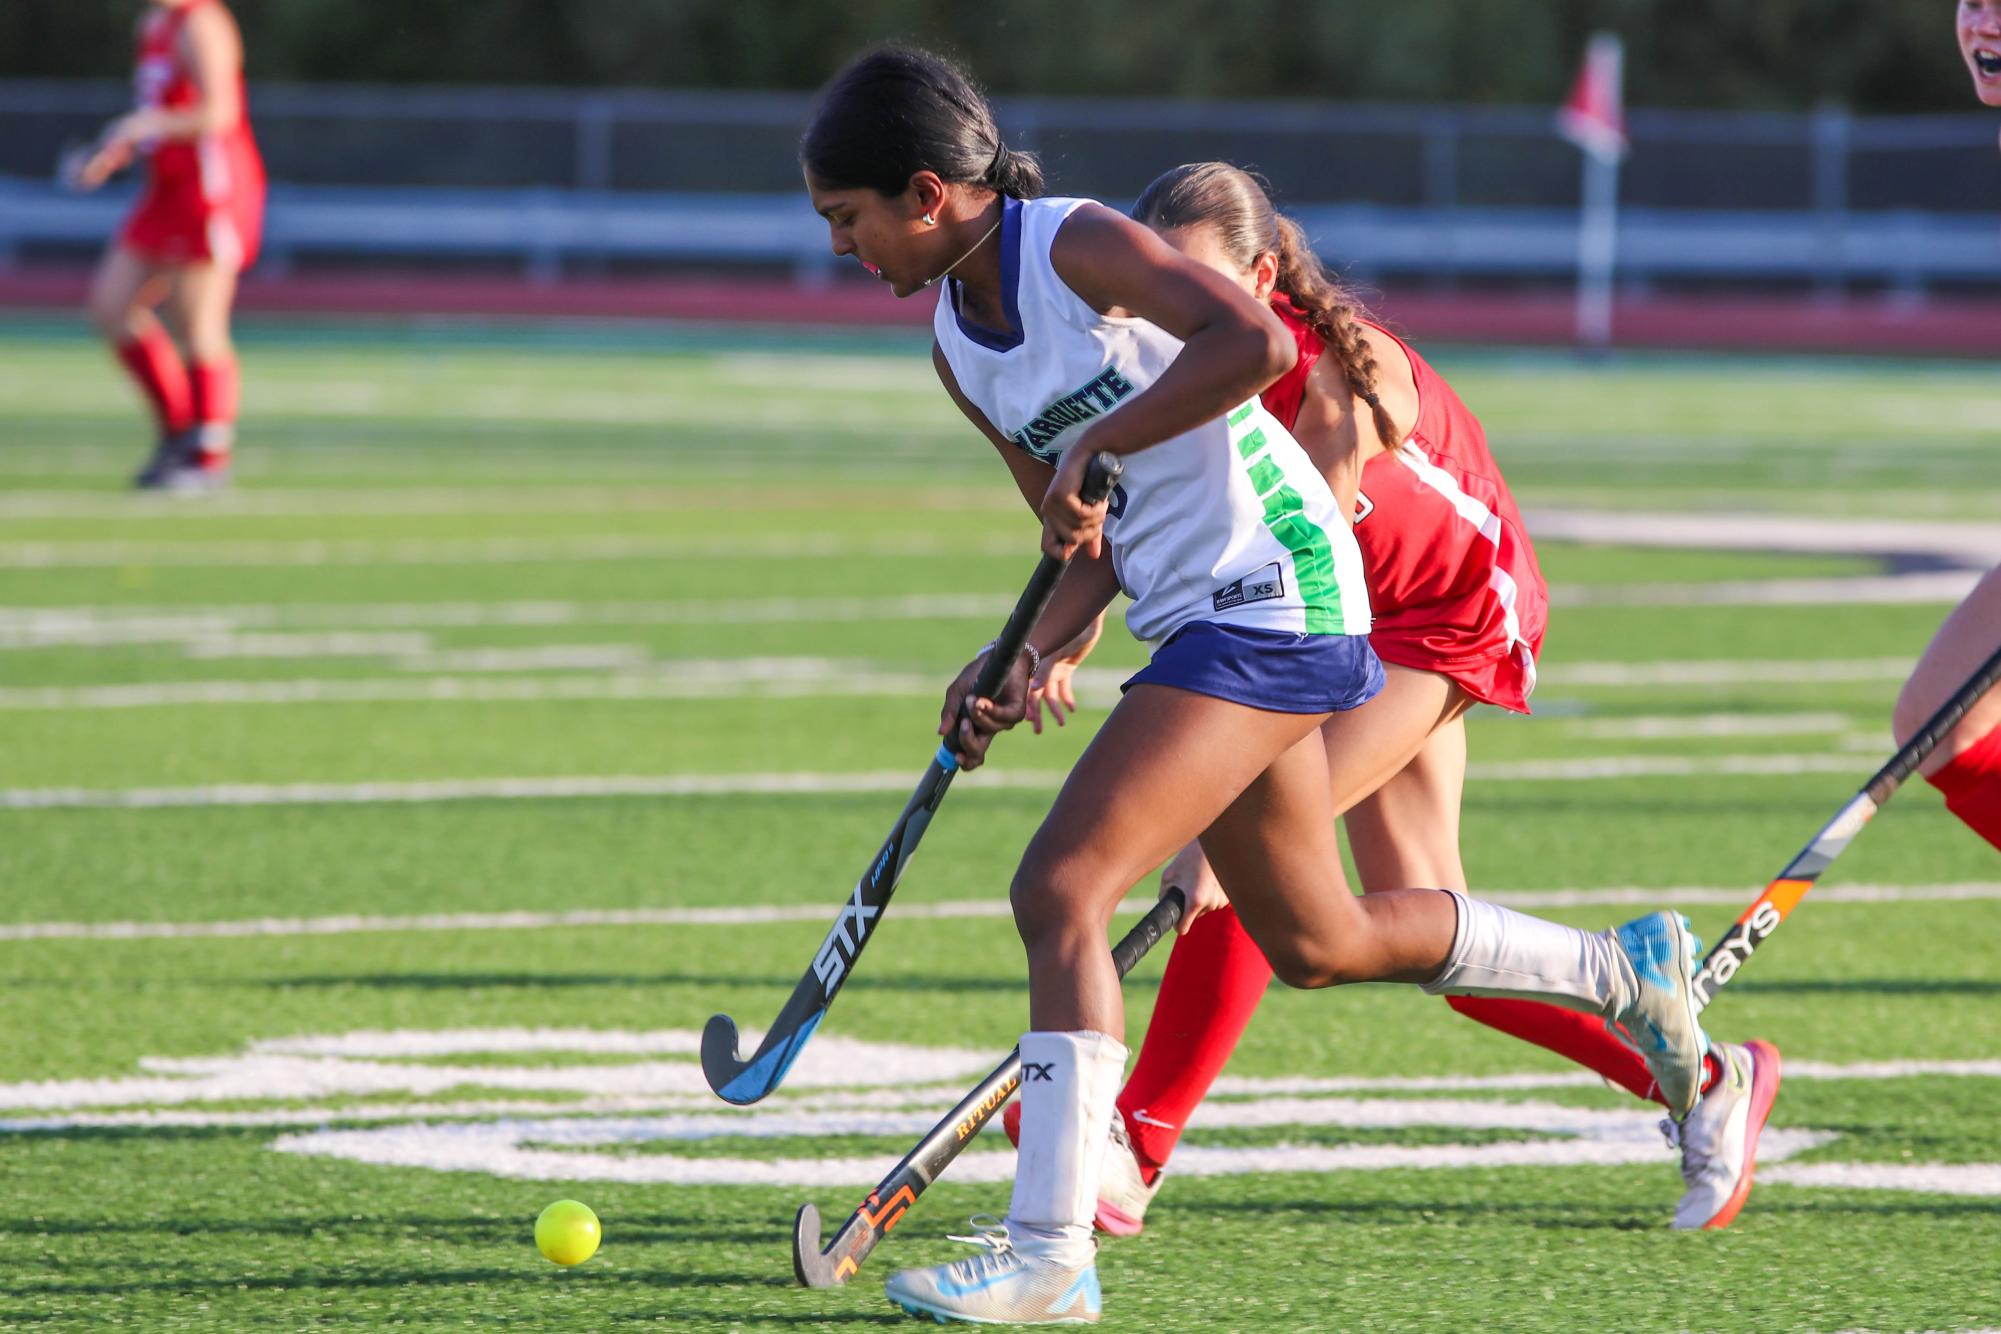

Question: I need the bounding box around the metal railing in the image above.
[2,80,1996,290]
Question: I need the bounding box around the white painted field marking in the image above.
[0,661,944,710]
[1549,657,1915,687]
[1568,711,1853,740]
[1552,571,1982,607]
[0,1030,991,1114]
[13,1024,1989,1194]
[0,744,1891,808]
[3,884,1994,944]
[0,485,1019,521]
[0,574,1954,656]
[0,594,1018,650]
[0,533,1022,569]
[1761,1163,2001,1196]
[1523,509,2001,568]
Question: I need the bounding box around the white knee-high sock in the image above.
[1419,890,1639,1016]
[1005,1030,1128,1267]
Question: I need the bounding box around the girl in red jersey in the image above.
[1012,162,1781,1234]
[71,0,264,491]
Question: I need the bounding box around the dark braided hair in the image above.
[1134,162,1399,452]
[802,46,1044,200]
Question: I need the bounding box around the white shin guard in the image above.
[1005,1029,1129,1268]
[1420,889,1638,1017]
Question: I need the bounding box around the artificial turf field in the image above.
[0,316,1997,1331]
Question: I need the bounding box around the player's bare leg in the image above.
[1895,566,2001,850]
[894,684,1711,1322]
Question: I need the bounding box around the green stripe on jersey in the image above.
[1231,407,1345,635]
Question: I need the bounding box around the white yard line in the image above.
[0,652,1927,708]
[1548,657,1915,687]
[0,749,1883,810]
[0,594,1019,650]
[1524,509,2001,568]
[0,533,1022,569]
[1553,571,1981,607]
[2,884,1993,944]
[0,574,1958,657]
[1568,711,1854,739]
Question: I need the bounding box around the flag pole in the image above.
[1559,33,1628,351]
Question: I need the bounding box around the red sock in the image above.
[1930,721,2001,852]
[115,330,194,436]
[1446,995,1724,1108]
[190,358,239,467]
[1116,906,1272,1180]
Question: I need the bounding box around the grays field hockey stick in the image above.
[1690,640,2001,1008]
[702,451,1126,1105]
[791,889,1184,1287]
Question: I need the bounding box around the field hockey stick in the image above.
[1690,640,2001,1009]
[701,451,1126,1105]
[792,888,1184,1288]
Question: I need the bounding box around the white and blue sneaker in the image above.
[885,1218,1101,1325]
[1609,910,1711,1120]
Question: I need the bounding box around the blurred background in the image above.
[4,0,1998,350]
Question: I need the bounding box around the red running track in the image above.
[5,267,1999,357]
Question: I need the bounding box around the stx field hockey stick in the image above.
[701,451,1126,1105]
[791,888,1185,1288]
[1690,639,2001,1008]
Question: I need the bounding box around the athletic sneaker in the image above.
[1665,1039,1783,1230]
[1608,911,1711,1120]
[1001,1104,1162,1237]
[132,429,199,490]
[884,1219,1100,1325]
[159,460,231,494]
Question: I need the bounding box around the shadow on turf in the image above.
[0,1210,777,1247]
[1725,977,2001,997]
[1,1267,796,1298]
[1180,1194,2001,1227]
[260,971,1148,995]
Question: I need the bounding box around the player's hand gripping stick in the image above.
[701,451,1124,1105]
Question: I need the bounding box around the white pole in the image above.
[1575,148,1619,349]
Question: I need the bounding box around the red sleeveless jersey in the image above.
[122,0,264,266]
[1261,301,1548,712]
[132,0,263,210]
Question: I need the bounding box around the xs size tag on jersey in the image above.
[1213,562,1285,612]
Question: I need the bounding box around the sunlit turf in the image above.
[0,320,1996,1330]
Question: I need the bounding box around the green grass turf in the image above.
[0,319,1997,1330]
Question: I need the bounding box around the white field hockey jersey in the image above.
[933,195,1370,649]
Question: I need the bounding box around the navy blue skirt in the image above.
[1123,622,1385,715]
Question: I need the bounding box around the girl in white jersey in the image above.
[802,46,1712,1327]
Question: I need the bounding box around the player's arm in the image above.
[932,343,1119,741]
[1291,354,1366,521]
[114,4,246,147]
[1049,203,1295,461]
[1034,204,1292,558]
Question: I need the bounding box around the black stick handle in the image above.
[967,450,1123,702]
[1866,641,2001,803]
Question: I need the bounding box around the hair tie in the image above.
[1363,391,1382,410]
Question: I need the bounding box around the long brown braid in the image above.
[1133,162,1400,451]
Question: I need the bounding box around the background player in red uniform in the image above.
[71,0,264,492]
[1892,0,2001,851]
[1013,162,1782,1233]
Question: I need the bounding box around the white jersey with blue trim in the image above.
[932,195,1370,649]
